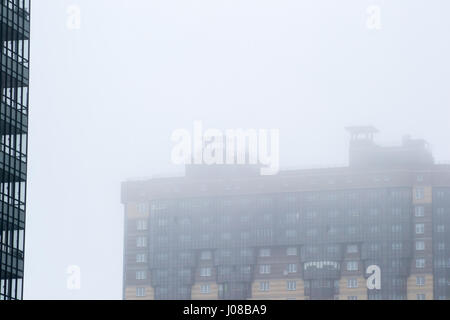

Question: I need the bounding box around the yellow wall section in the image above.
[125,286,154,300]
[250,279,305,300]
[126,203,149,219]
[407,274,433,300]
[338,277,367,300]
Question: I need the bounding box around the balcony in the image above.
[1,0,30,41]
[0,101,27,135]
[0,199,25,231]
[0,244,24,279]
[0,150,26,182]
[1,53,29,88]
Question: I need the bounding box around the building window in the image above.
[136,253,147,263]
[201,234,211,241]
[348,296,358,300]
[221,232,231,241]
[137,203,148,214]
[416,276,425,286]
[347,261,359,271]
[392,242,402,250]
[438,243,445,251]
[347,278,358,288]
[415,206,425,217]
[287,263,297,273]
[136,219,148,231]
[240,249,252,257]
[287,281,297,291]
[200,267,212,277]
[347,245,358,254]
[179,234,191,242]
[415,187,425,200]
[136,236,147,248]
[259,265,271,274]
[417,294,426,300]
[136,271,147,280]
[415,224,425,235]
[136,287,146,297]
[370,226,379,234]
[157,218,168,227]
[286,213,300,223]
[286,229,297,238]
[180,217,191,226]
[416,241,425,251]
[241,266,252,274]
[200,284,210,294]
[437,225,445,233]
[392,225,402,233]
[287,247,297,256]
[259,248,271,257]
[200,251,212,260]
[416,258,426,269]
[220,249,231,258]
[259,281,270,291]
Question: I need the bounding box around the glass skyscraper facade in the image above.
[0,0,30,300]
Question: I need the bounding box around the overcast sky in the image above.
[25,0,450,299]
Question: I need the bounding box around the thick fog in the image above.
[25,0,450,299]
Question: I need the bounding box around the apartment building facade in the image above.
[122,128,450,300]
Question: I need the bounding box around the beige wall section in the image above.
[192,282,219,300]
[338,277,367,300]
[250,279,305,300]
[413,186,433,204]
[407,274,434,300]
[126,203,150,219]
[125,286,155,300]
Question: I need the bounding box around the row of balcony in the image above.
[1,52,29,88]
[0,198,25,231]
[0,101,27,135]
[0,244,24,279]
[1,0,30,41]
[0,149,27,182]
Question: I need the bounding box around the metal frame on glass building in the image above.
[0,0,30,300]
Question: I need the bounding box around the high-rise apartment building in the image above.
[0,0,30,300]
[122,127,450,300]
